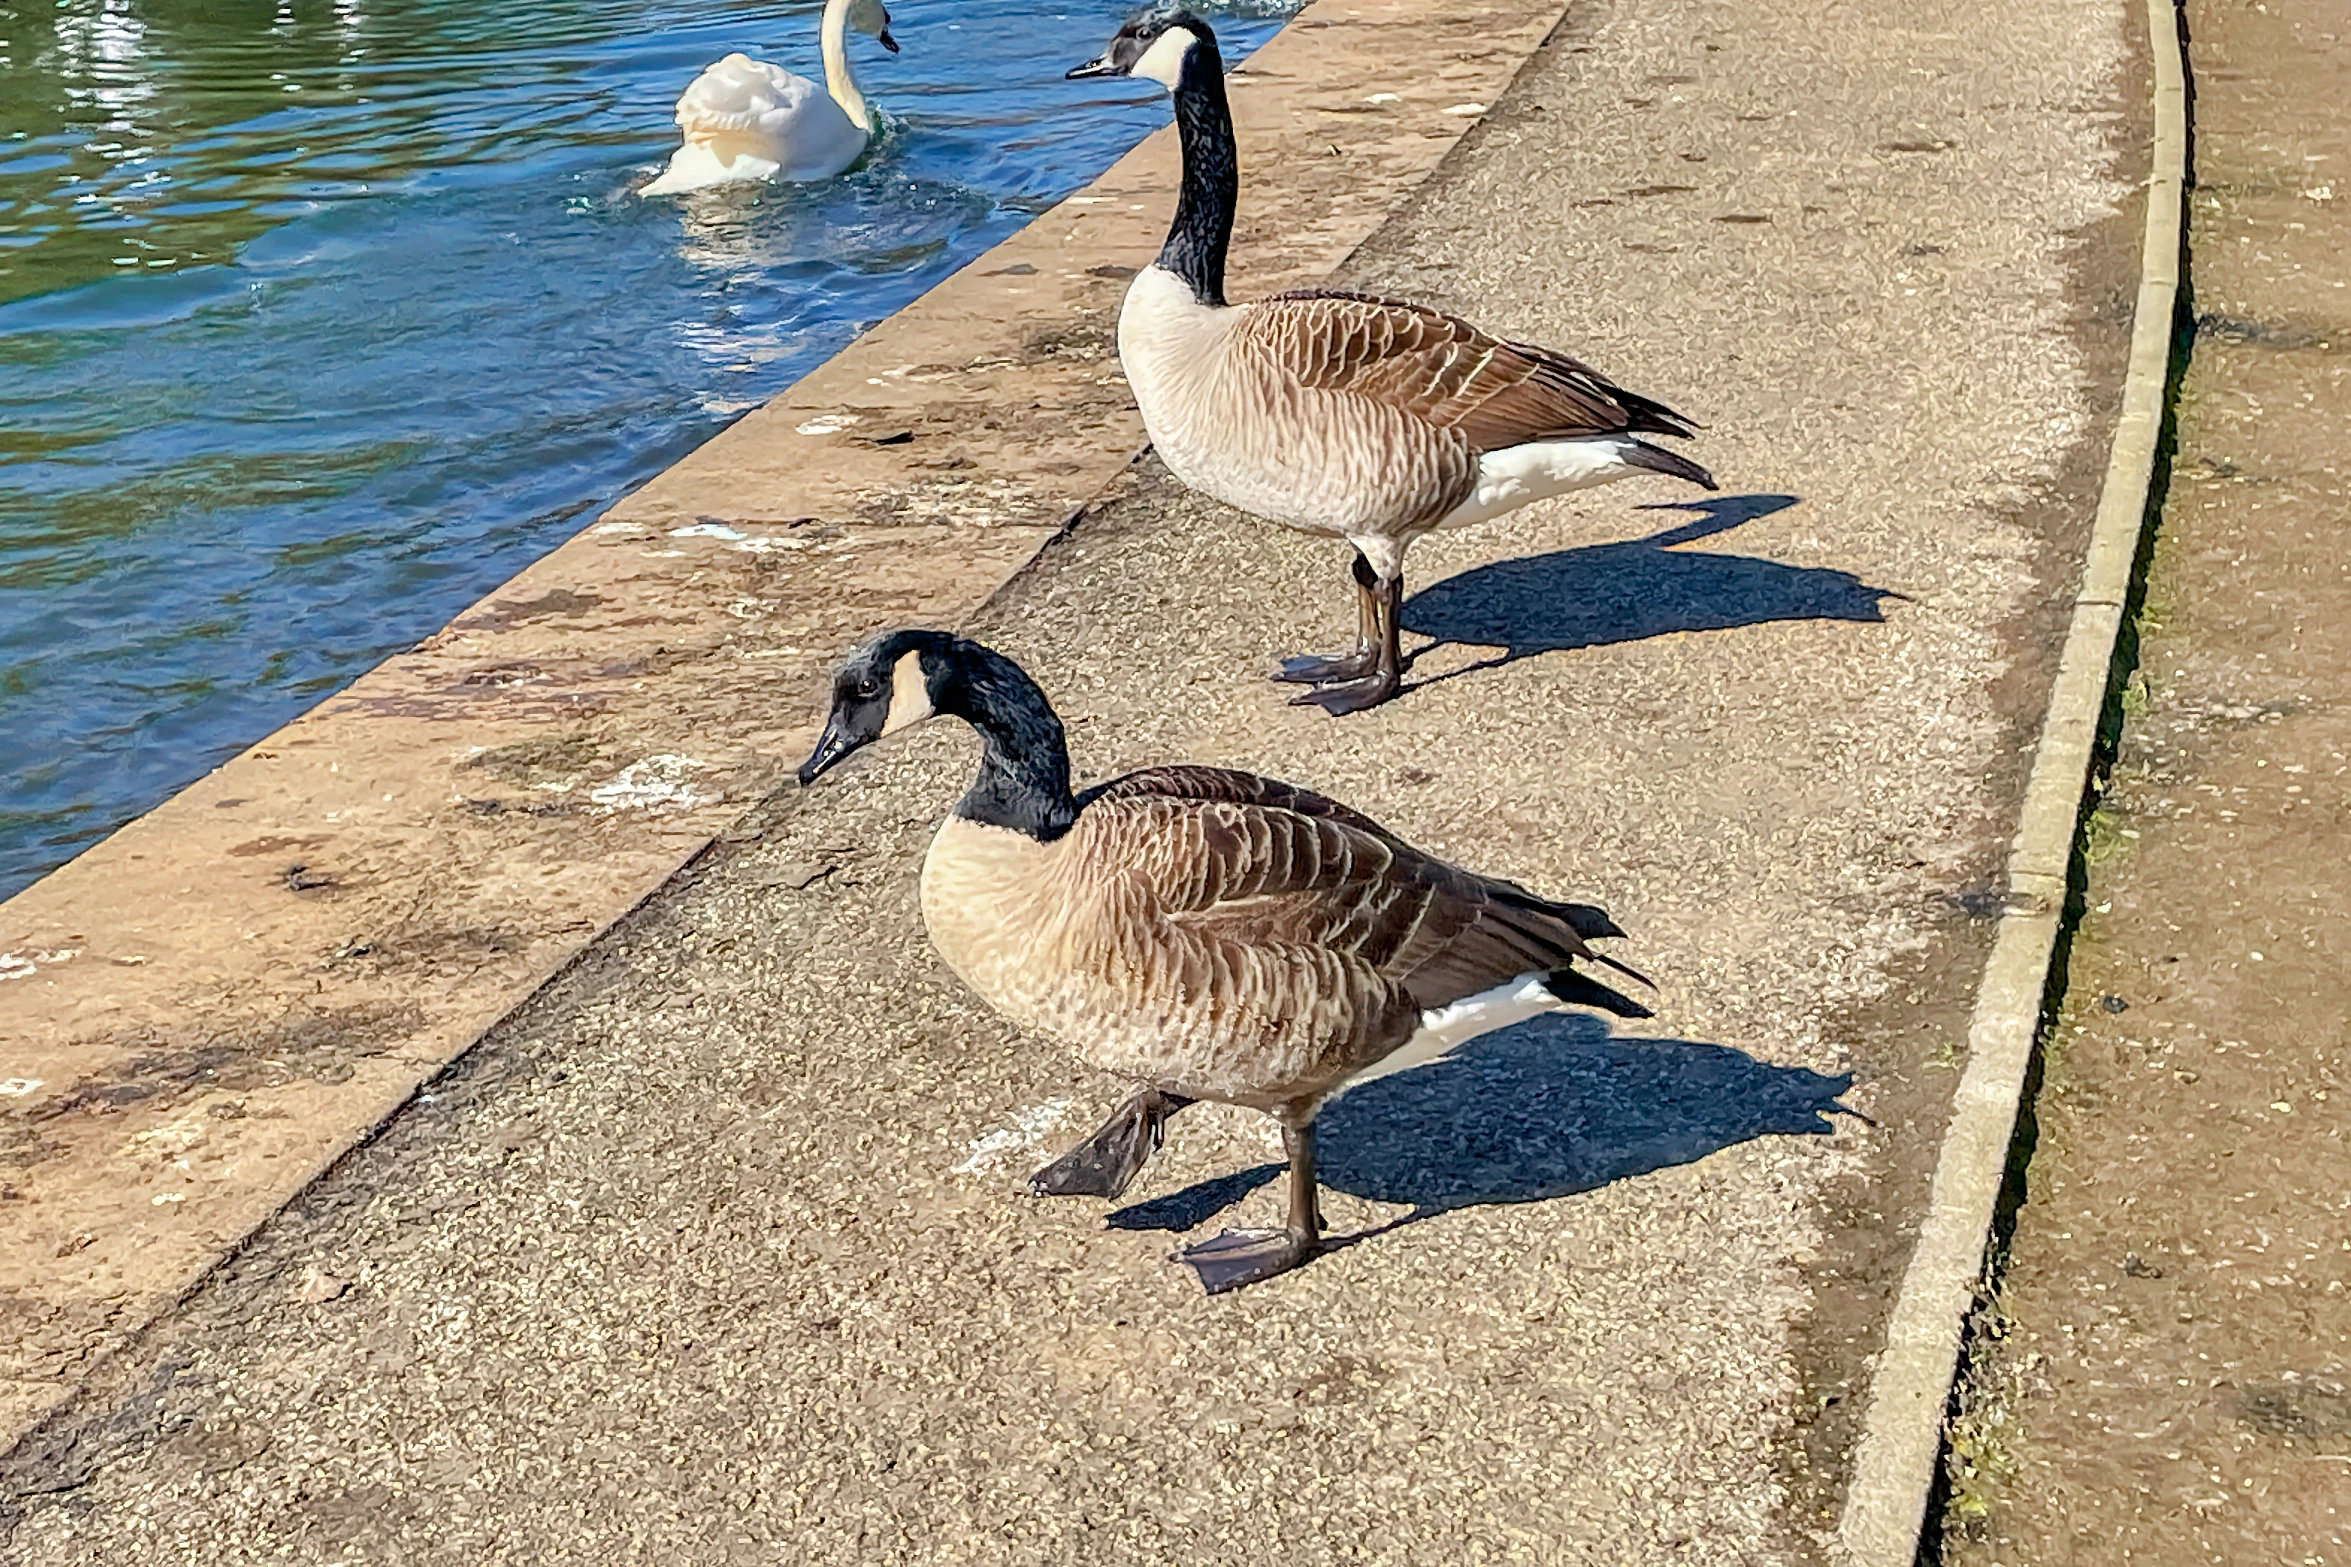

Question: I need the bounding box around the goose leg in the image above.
[1027,1087,1194,1199]
[1173,1118,1325,1294]
[1271,549,1380,685]
[1293,568,1403,716]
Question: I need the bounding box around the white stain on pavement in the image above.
[0,948,76,982]
[588,755,712,813]
[951,1098,1073,1175]
[669,521,830,557]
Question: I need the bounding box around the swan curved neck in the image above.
[1161,40,1236,306]
[819,0,873,132]
[939,651,1077,841]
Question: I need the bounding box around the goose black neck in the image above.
[940,646,1077,841]
[1160,41,1235,306]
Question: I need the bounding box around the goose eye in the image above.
[856,678,884,701]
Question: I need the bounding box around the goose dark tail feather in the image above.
[1589,949,1656,991]
[1555,900,1626,941]
[1489,886,1626,942]
[1543,965,1654,1020]
[1621,439,1718,491]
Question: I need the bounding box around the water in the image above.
[0,0,1291,900]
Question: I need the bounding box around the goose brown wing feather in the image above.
[1081,765,1402,842]
[1075,769,1611,1011]
[1245,288,1701,452]
[1086,765,1623,936]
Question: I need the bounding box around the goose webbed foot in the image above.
[1174,1225,1321,1294]
[1289,667,1401,716]
[1173,1117,1325,1294]
[1026,1087,1193,1200]
[1273,547,1383,690]
[1285,552,1405,715]
[1270,647,1377,685]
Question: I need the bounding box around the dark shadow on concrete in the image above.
[1403,495,1900,682]
[1106,1014,1852,1233]
[1319,1016,1851,1213]
[1106,1163,1282,1233]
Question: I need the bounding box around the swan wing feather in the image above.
[673,52,825,134]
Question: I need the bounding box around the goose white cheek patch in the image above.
[880,650,934,734]
[1132,28,1198,90]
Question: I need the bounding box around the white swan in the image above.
[641,0,898,195]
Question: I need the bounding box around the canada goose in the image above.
[798,630,1654,1292]
[1067,14,1717,714]
[641,0,898,196]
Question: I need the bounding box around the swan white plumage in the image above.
[641,0,898,195]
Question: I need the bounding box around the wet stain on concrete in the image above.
[2193,311,2345,352]
[16,1004,423,1128]
[460,588,607,633]
[2235,1377,2351,1444]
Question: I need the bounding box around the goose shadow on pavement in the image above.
[1105,1013,1854,1235]
[1401,494,1900,684]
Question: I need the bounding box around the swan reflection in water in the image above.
[659,167,990,396]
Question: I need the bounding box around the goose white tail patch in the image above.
[1440,439,1644,531]
[1340,974,1559,1093]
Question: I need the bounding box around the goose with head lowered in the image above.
[641,0,899,196]
[797,630,1654,1292]
[1067,13,1717,714]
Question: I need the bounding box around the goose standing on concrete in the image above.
[797,629,1653,1292]
[641,0,899,195]
[1067,13,1716,713]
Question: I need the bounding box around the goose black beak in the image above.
[1065,54,1120,80]
[796,719,867,786]
[878,27,899,52]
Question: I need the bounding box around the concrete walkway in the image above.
[1948,0,2351,1559]
[0,0,2137,1560]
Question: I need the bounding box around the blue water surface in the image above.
[0,0,1291,898]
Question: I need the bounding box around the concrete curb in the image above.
[1832,0,2188,1560]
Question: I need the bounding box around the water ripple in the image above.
[0,0,1294,894]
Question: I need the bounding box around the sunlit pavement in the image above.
[0,0,2139,1558]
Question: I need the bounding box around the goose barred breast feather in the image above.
[1155,287,1717,545]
